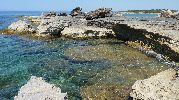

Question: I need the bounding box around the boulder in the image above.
[37,17,65,36]
[70,7,83,17]
[85,8,113,20]
[8,20,35,32]
[130,68,179,100]
[14,76,67,100]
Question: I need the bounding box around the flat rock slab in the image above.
[61,26,114,38]
[8,20,35,32]
[130,68,179,100]
[14,76,67,100]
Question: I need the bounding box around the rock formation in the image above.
[130,68,179,100]
[160,10,173,18]
[70,7,83,17]
[14,76,67,100]
[85,8,113,20]
[41,12,57,17]
[58,12,67,16]
[37,17,65,36]
[8,20,35,32]
[160,10,179,19]
[61,26,115,38]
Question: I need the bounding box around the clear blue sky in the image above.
[0,0,179,11]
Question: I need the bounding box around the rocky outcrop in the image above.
[70,7,84,17]
[175,12,179,20]
[58,12,67,16]
[85,8,113,20]
[160,10,179,19]
[41,12,57,17]
[8,20,35,32]
[37,17,66,36]
[113,22,179,62]
[160,10,174,18]
[130,68,179,100]
[14,76,67,100]
[61,26,115,38]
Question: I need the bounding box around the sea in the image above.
[0,11,168,99]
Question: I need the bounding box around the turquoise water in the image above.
[0,35,91,99]
[0,11,41,30]
[123,13,159,17]
[0,12,170,99]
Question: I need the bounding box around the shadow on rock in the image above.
[113,24,179,62]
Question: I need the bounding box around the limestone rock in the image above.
[145,50,165,61]
[8,20,35,32]
[14,76,67,100]
[70,7,83,17]
[130,68,179,100]
[61,26,115,38]
[58,12,67,16]
[160,10,179,19]
[37,17,65,36]
[41,12,57,17]
[85,8,113,20]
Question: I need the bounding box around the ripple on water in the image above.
[0,36,170,99]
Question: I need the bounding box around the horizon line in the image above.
[0,8,178,12]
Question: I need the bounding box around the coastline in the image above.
[0,10,179,99]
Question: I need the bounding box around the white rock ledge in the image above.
[8,20,35,32]
[61,26,115,38]
[130,68,179,100]
[14,76,67,100]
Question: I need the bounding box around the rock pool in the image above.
[0,35,170,99]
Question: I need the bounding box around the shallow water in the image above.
[0,11,170,99]
[0,35,170,99]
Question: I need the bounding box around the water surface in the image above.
[123,13,159,17]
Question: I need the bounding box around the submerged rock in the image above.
[8,20,35,32]
[130,68,179,100]
[14,76,67,100]
[145,50,166,61]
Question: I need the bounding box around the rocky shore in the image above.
[130,68,179,100]
[5,12,179,62]
[1,8,179,100]
[14,76,67,100]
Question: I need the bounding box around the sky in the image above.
[0,0,179,11]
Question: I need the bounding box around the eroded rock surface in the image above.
[37,17,66,36]
[130,68,179,100]
[8,20,35,32]
[160,10,179,19]
[14,76,67,100]
[70,7,84,17]
[85,8,113,20]
[61,26,115,38]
